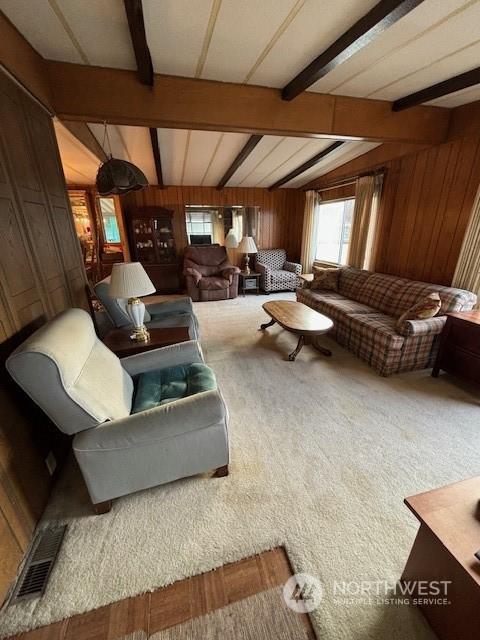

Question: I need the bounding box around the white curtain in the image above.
[452,182,480,302]
[211,211,224,244]
[300,190,320,273]
[347,174,383,270]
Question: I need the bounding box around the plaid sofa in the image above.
[297,267,477,376]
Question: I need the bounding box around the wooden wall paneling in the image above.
[123,186,305,264]
[0,70,87,603]
[348,133,480,285]
[0,74,69,317]
[445,139,480,282]
[0,80,51,330]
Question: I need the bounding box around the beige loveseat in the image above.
[297,267,477,376]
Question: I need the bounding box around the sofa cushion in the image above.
[297,289,375,322]
[338,267,371,300]
[348,313,405,351]
[311,267,340,291]
[357,273,411,315]
[132,363,217,413]
[198,276,230,290]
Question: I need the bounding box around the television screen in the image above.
[190,234,212,245]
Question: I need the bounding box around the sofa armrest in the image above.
[183,267,202,284]
[284,261,302,275]
[146,297,193,317]
[255,262,270,288]
[73,389,226,452]
[221,266,241,283]
[398,316,447,337]
[121,340,204,375]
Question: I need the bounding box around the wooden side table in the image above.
[402,477,480,640]
[239,271,260,296]
[102,326,190,358]
[432,310,480,385]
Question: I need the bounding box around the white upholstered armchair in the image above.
[254,249,302,293]
[6,309,229,513]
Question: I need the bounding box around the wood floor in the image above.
[9,547,316,640]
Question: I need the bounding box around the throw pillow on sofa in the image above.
[311,267,341,292]
[395,292,442,332]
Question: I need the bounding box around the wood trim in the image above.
[45,62,451,145]
[282,0,425,101]
[393,67,480,111]
[149,128,164,188]
[0,12,52,110]
[123,0,153,86]
[60,120,107,163]
[269,141,344,189]
[216,135,262,189]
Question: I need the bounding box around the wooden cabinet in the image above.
[129,207,180,294]
[432,311,480,386]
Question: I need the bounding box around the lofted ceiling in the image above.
[54,120,379,188]
[5,0,480,187]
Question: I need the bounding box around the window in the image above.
[98,197,121,243]
[186,210,213,243]
[315,198,354,265]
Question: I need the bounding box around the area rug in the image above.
[1,292,478,639]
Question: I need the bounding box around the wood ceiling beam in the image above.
[46,62,450,145]
[392,67,480,111]
[0,11,53,110]
[282,0,425,101]
[216,135,263,189]
[269,141,345,190]
[123,0,153,86]
[60,120,108,163]
[149,127,164,187]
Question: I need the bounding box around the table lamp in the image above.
[109,262,156,341]
[238,236,257,274]
[224,229,239,248]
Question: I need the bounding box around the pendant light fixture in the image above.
[96,123,148,196]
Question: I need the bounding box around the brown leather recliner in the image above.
[183,245,240,301]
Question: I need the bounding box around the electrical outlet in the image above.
[45,452,57,476]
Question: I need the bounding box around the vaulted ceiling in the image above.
[5,0,480,187]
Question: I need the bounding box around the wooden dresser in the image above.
[432,310,480,384]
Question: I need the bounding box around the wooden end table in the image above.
[402,476,480,640]
[239,271,260,296]
[432,310,480,386]
[102,326,190,358]
[259,300,333,361]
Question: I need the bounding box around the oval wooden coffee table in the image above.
[259,300,334,361]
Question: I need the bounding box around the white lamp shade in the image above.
[109,262,156,298]
[225,229,239,248]
[238,236,257,253]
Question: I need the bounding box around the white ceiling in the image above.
[6,0,479,187]
[54,121,379,188]
[3,0,479,107]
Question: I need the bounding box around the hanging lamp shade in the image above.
[96,158,148,196]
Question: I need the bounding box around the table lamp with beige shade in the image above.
[109,262,156,342]
[238,236,257,275]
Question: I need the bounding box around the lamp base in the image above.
[244,253,251,275]
[126,298,150,342]
[130,325,150,342]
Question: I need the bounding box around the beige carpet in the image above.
[1,293,479,639]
